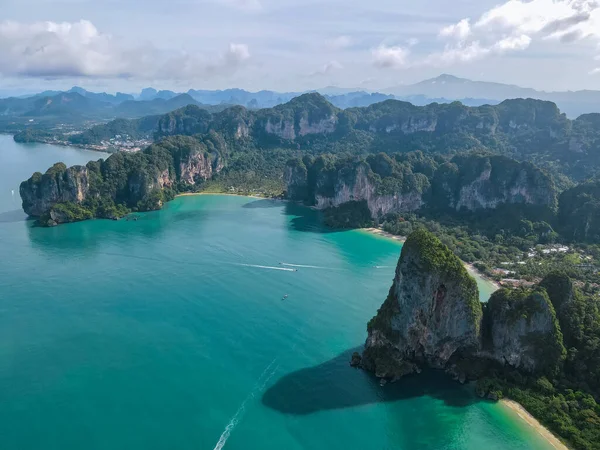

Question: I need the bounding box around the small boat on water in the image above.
[282,294,288,300]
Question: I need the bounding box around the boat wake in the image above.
[236,264,296,272]
[280,262,328,269]
[212,359,279,450]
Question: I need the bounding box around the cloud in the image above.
[309,60,343,76]
[0,20,250,80]
[590,67,600,74]
[428,0,600,67]
[493,34,532,51]
[372,45,410,68]
[327,36,353,50]
[439,18,471,41]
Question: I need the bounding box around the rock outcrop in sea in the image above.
[360,229,482,379]
[20,135,224,226]
[359,229,566,381]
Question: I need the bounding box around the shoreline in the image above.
[464,262,501,290]
[175,192,277,200]
[500,399,569,450]
[360,227,406,243]
[361,226,500,290]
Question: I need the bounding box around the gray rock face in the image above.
[432,155,558,212]
[481,289,565,373]
[179,152,221,184]
[265,119,296,140]
[20,140,224,224]
[20,164,90,217]
[360,231,566,382]
[283,160,308,200]
[263,114,337,140]
[362,230,482,379]
[313,163,423,217]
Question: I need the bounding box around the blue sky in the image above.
[1,0,600,94]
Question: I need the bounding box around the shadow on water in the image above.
[262,347,481,415]
[284,202,336,234]
[241,199,287,209]
[0,209,27,223]
[242,198,337,234]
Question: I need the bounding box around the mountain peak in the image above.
[426,74,469,84]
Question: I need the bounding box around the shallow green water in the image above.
[0,135,553,449]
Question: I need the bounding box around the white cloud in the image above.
[309,60,343,76]
[0,20,250,80]
[327,36,353,50]
[425,42,489,66]
[493,34,532,51]
[590,67,600,74]
[429,0,599,68]
[372,45,410,69]
[439,18,471,41]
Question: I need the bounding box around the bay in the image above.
[0,134,553,449]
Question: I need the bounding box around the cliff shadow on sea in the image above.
[242,199,336,234]
[261,347,483,415]
[0,209,28,223]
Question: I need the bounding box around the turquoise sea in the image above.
[0,135,554,449]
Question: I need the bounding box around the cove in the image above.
[0,135,554,449]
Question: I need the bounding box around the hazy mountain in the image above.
[387,74,600,118]
[67,87,134,104]
[24,92,111,117]
[114,94,228,117]
[325,92,395,108]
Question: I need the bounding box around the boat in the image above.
[282,294,288,300]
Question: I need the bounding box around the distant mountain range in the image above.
[2,75,600,131]
[386,74,600,118]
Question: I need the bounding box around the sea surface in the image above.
[0,135,554,449]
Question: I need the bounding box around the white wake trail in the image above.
[280,263,327,269]
[212,359,279,450]
[236,264,296,272]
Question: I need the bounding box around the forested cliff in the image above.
[20,135,224,226]
[19,93,600,238]
[358,230,600,450]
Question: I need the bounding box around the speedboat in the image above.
[282,294,288,300]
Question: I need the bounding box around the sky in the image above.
[1,0,600,95]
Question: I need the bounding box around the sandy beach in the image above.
[176,192,269,200]
[361,227,407,243]
[464,262,501,290]
[501,399,570,450]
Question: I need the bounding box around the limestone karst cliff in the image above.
[481,288,565,374]
[20,135,224,226]
[361,229,482,379]
[286,153,557,220]
[359,229,566,380]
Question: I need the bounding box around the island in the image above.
[353,229,599,450]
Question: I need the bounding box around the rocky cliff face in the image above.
[431,155,557,211]
[20,136,224,225]
[286,153,555,221]
[361,230,482,378]
[20,163,90,217]
[482,289,565,374]
[313,163,423,218]
[359,230,566,381]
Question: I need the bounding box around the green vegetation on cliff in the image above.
[476,273,600,450]
[20,135,223,225]
[404,229,482,324]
